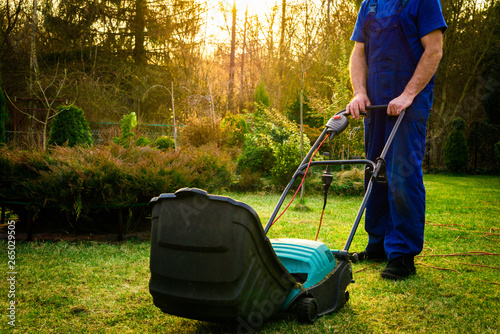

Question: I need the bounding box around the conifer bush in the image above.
[221,112,248,146]
[443,117,469,173]
[254,81,270,109]
[154,136,175,150]
[48,105,92,147]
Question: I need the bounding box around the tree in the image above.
[254,81,270,109]
[429,0,498,167]
[481,2,500,125]
[228,1,237,113]
[0,25,6,144]
[443,118,469,173]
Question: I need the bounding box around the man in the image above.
[346,0,447,280]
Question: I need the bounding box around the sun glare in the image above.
[205,0,276,42]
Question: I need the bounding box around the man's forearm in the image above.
[402,46,443,100]
[350,43,369,96]
[387,29,443,115]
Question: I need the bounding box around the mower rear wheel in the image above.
[295,297,319,323]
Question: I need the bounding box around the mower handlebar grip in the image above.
[335,104,389,118]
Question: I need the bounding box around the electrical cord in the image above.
[270,134,331,228]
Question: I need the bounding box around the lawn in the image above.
[1,175,499,333]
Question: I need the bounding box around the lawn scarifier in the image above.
[148,105,404,326]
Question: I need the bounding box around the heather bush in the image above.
[0,143,235,230]
[231,169,264,192]
[0,89,6,144]
[180,115,230,147]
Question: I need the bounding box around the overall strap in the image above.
[368,0,378,14]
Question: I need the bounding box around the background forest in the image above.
[0,0,499,170]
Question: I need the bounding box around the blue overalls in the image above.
[361,0,432,260]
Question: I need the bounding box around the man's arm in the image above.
[347,42,371,119]
[387,29,444,116]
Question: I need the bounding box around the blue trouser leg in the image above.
[364,112,389,256]
[384,118,426,260]
[364,115,427,260]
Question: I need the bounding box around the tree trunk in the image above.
[239,5,248,113]
[134,0,146,66]
[278,0,287,111]
[228,1,237,113]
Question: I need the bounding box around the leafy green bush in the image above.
[237,140,274,174]
[242,107,311,186]
[48,105,92,147]
[154,136,175,150]
[444,117,469,173]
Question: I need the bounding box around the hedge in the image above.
[0,143,235,230]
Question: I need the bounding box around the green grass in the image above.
[1,175,499,333]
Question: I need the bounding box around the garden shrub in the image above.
[221,112,248,147]
[0,143,235,231]
[232,169,264,192]
[48,105,92,147]
[286,91,324,129]
[135,136,151,147]
[331,168,364,196]
[154,136,175,150]
[237,140,274,175]
[243,107,311,186]
[254,81,270,110]
[113,112,137,147]
[303,124,322,146]
[187,143,235,191]
[180,115,229,147]
[444,117,469,173]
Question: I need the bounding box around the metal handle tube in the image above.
[264,127,329,234]
[343,177,374,251]
[343,109,406,251]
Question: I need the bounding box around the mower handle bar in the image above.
[335,104,389,118]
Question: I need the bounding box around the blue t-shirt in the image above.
[351,0,447,63]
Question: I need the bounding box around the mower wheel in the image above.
[295,297,319,323]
